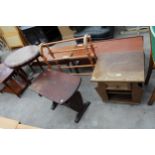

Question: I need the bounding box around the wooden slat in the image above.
[42,36,87,46]
[49,46,95,54]
[69,72,92,76]
[61,64,95,69]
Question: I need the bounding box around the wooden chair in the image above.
[145,26,155,85]
[30,46,91,123]
[145,26,155,105]
[38,34,97,75]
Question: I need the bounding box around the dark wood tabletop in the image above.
[93,36,144,57]
[30,70,81,104]
[4,45,40,68]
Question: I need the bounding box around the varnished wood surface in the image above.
[30,70,81,104]
[93,36,144,56]
[91,51,144,82]
[4,45,39,68]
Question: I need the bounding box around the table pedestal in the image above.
[51,91,90,123]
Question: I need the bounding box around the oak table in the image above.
[91,40,145,104]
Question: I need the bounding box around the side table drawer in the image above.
[105,82,131,91]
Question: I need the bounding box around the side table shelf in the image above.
[96,82,143,104]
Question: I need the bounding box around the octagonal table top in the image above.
[30,70,81,104]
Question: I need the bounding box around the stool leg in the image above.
[65,91,91,123]
[18,68,27,77]
[29,64,35,73]
[17,68,31,84]
[36,58,44,71]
